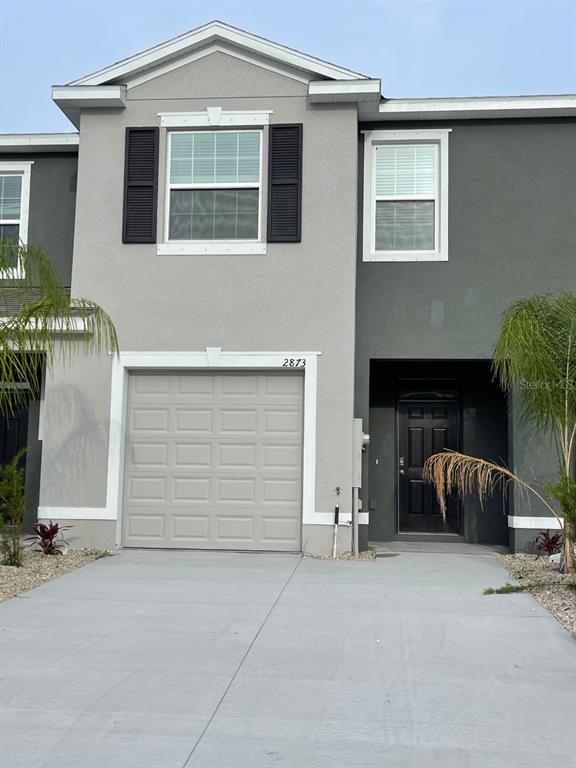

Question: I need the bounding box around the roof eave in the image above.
[0,133,79,153]
[51,85,127,128]
[374,95,576,120]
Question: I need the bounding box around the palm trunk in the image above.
[560,530,573,575]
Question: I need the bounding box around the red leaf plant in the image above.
[27,520,73,555]
[534,529,563,557]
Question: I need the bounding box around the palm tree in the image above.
[0,239,118,415]
[424,293,576,574]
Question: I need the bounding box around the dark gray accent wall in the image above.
[356,120,576,544]
[0,153,77,286]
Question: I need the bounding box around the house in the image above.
[2,22,575,554]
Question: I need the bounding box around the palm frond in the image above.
[492,293,576,446]
[423,450,561,525]
[0,241,119,414]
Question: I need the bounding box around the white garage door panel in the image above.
[123,372,303,551]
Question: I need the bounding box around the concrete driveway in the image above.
[1,547,574,768]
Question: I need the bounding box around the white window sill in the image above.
[364,251,448,263]
[157,242,267,256]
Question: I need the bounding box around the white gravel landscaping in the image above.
[497,553,576,638]
[0,550,109,603]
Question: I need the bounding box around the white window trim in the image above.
[38,350,324,541]
[160,128,266,257]
[0,161,33,278]
[363,129,450,263]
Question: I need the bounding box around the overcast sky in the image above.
[1,0,574,133]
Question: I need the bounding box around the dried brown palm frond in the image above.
[423,450,561,525]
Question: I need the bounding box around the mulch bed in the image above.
[0,550,105,603]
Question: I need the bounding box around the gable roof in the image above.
[68,20,370,86]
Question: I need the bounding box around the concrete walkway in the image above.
[1,548,574,768]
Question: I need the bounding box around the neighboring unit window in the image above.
[0,174,23,245]
[363,130,449,262]
[167,131,261,241]
[0,162,32,275]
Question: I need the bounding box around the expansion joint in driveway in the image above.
[181,556,302,767]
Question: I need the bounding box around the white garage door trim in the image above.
[105,349,323,547]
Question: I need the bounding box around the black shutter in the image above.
[267,124,303,243]
[122,128,159,244]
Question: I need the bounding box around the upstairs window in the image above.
[167,130,261,242]
[363,130,449,262]
[375,145,436,252]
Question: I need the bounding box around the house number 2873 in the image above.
[282,358,306,368]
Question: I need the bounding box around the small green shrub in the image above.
[85,549,114,560]
[484,583,529,595]
[0,449,26,567]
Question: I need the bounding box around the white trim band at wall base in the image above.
[508,515,563,530]
[38,507,114,521]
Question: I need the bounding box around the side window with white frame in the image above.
[0,162,32,245]
[363,130,450,262]
[166,129,262,248]
[0,162,32,275]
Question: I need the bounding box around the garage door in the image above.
[122,372,303,551]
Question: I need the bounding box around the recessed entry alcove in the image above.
[368,360,509,545]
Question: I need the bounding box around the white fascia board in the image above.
[52,85,127,108]
[378,95,576,119]
[67,21,369,86]
[0,134,79,153]
[308,79,381,103]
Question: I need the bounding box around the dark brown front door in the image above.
[398,401,459,533]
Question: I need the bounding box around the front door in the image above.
[398,401,459,533]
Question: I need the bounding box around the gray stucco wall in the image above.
[0,153,77,286]
[356,120,576,547]
[39,52,358,553]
